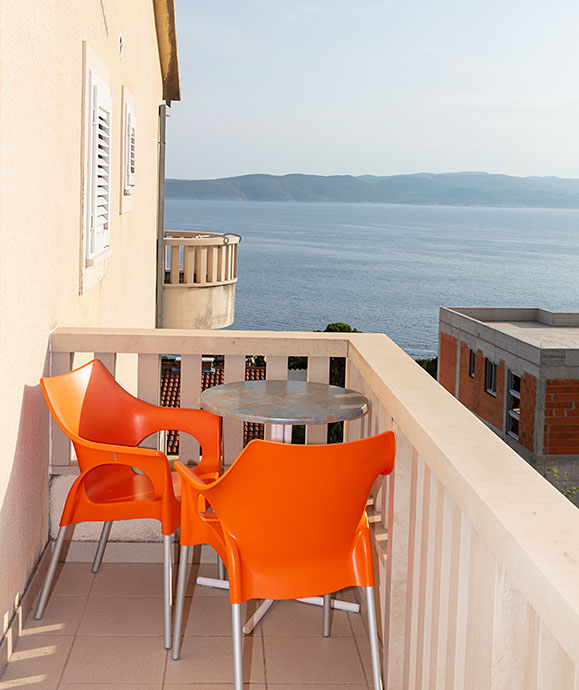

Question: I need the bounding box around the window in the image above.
[469,349,476,378]
[485,358,496,395]
[506,371,521,439]
[87,70,112,260]
[124,102,136,194]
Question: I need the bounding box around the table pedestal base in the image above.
[195,575,361,634]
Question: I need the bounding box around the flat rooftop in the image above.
[480,321,579,349]
[442,308,579,351]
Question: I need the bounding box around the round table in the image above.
[200,379,368,442]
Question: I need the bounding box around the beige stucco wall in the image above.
[0,0,166,639]
[163,284,237,329]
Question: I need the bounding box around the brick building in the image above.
[439,308,579,492]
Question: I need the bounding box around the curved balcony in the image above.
[162,230,241,330]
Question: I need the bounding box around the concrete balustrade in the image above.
[164,230,240,286]
[47,327,579,689]
[162,231,241,329]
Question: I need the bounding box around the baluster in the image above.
[464,524,497,690]
[223,245,230,281]
[49,351,74,469]
[232,243,238,279]
[138,354,160,449]
[94,352,116,377]
[218,245,225,282]
[383,425,416,689]
[344,359,362,441]
[537,618,575,689]
[426,476,445,690]
[196,246,208,284]
[180,354,202,465]
[223,355,245,466]
[305,356,329,445]
[490,565,541,690]
[170,245,180,285]
[265,355,288,441]
[184,246,195,284]
[413,459,430,690]
[208,246,218,283]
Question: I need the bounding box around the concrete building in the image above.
[439,307,579,489]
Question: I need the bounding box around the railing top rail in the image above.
[50,327,352,357]
[164,230,241,246]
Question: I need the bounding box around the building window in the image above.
[469,349,476,378]
[124,102,136,194]
[87,70,112,260]
[506,371,521,439]
[485,358,496,396]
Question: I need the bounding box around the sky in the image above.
[166,0,579,180]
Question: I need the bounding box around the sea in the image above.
[164,200,579,359]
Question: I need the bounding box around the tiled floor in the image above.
[1,562,377,689]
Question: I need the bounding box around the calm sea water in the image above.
[164,200,579,358]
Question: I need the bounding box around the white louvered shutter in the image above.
[124,103,136,193]
[88,71,112,258]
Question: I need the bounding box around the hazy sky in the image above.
[166,0,579,180]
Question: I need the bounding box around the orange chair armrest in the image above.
[75,439,172,499]
[174,460,210,491]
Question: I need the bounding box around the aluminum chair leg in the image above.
[365,586,383,690]
[232,603,243,690]
[35,525,68,619]
[163,534,173,650]
[171,544,189,660]
[322,593,331,637]
[218,556,226,580]
[92,521,113,573]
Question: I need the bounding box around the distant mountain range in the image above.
[165,172,579,208]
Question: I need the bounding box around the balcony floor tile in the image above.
[61,635,167,685]
[21,595,88,637]
[90,563,167,597]
[50,562,95,597]
[0,634,74,687]
[165,636,265,684]
[78,595,166,636]
[60,685,163,689]
[263,637,367,685]
[258,600,353,637]
[1,564,377,689]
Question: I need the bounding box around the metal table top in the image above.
[199,379,368,425]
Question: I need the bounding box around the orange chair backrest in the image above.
[181,431,395,602]
[41,359,150,447]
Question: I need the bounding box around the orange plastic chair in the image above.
[171,431,395,689]
[35,359,221,649]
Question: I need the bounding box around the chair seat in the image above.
[85,465,158,503]
[83,465,218,504]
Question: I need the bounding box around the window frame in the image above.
[484,358,497,396]
[506,370,521,440]
[469,349,476,378]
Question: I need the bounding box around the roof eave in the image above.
[152,0,181,102]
